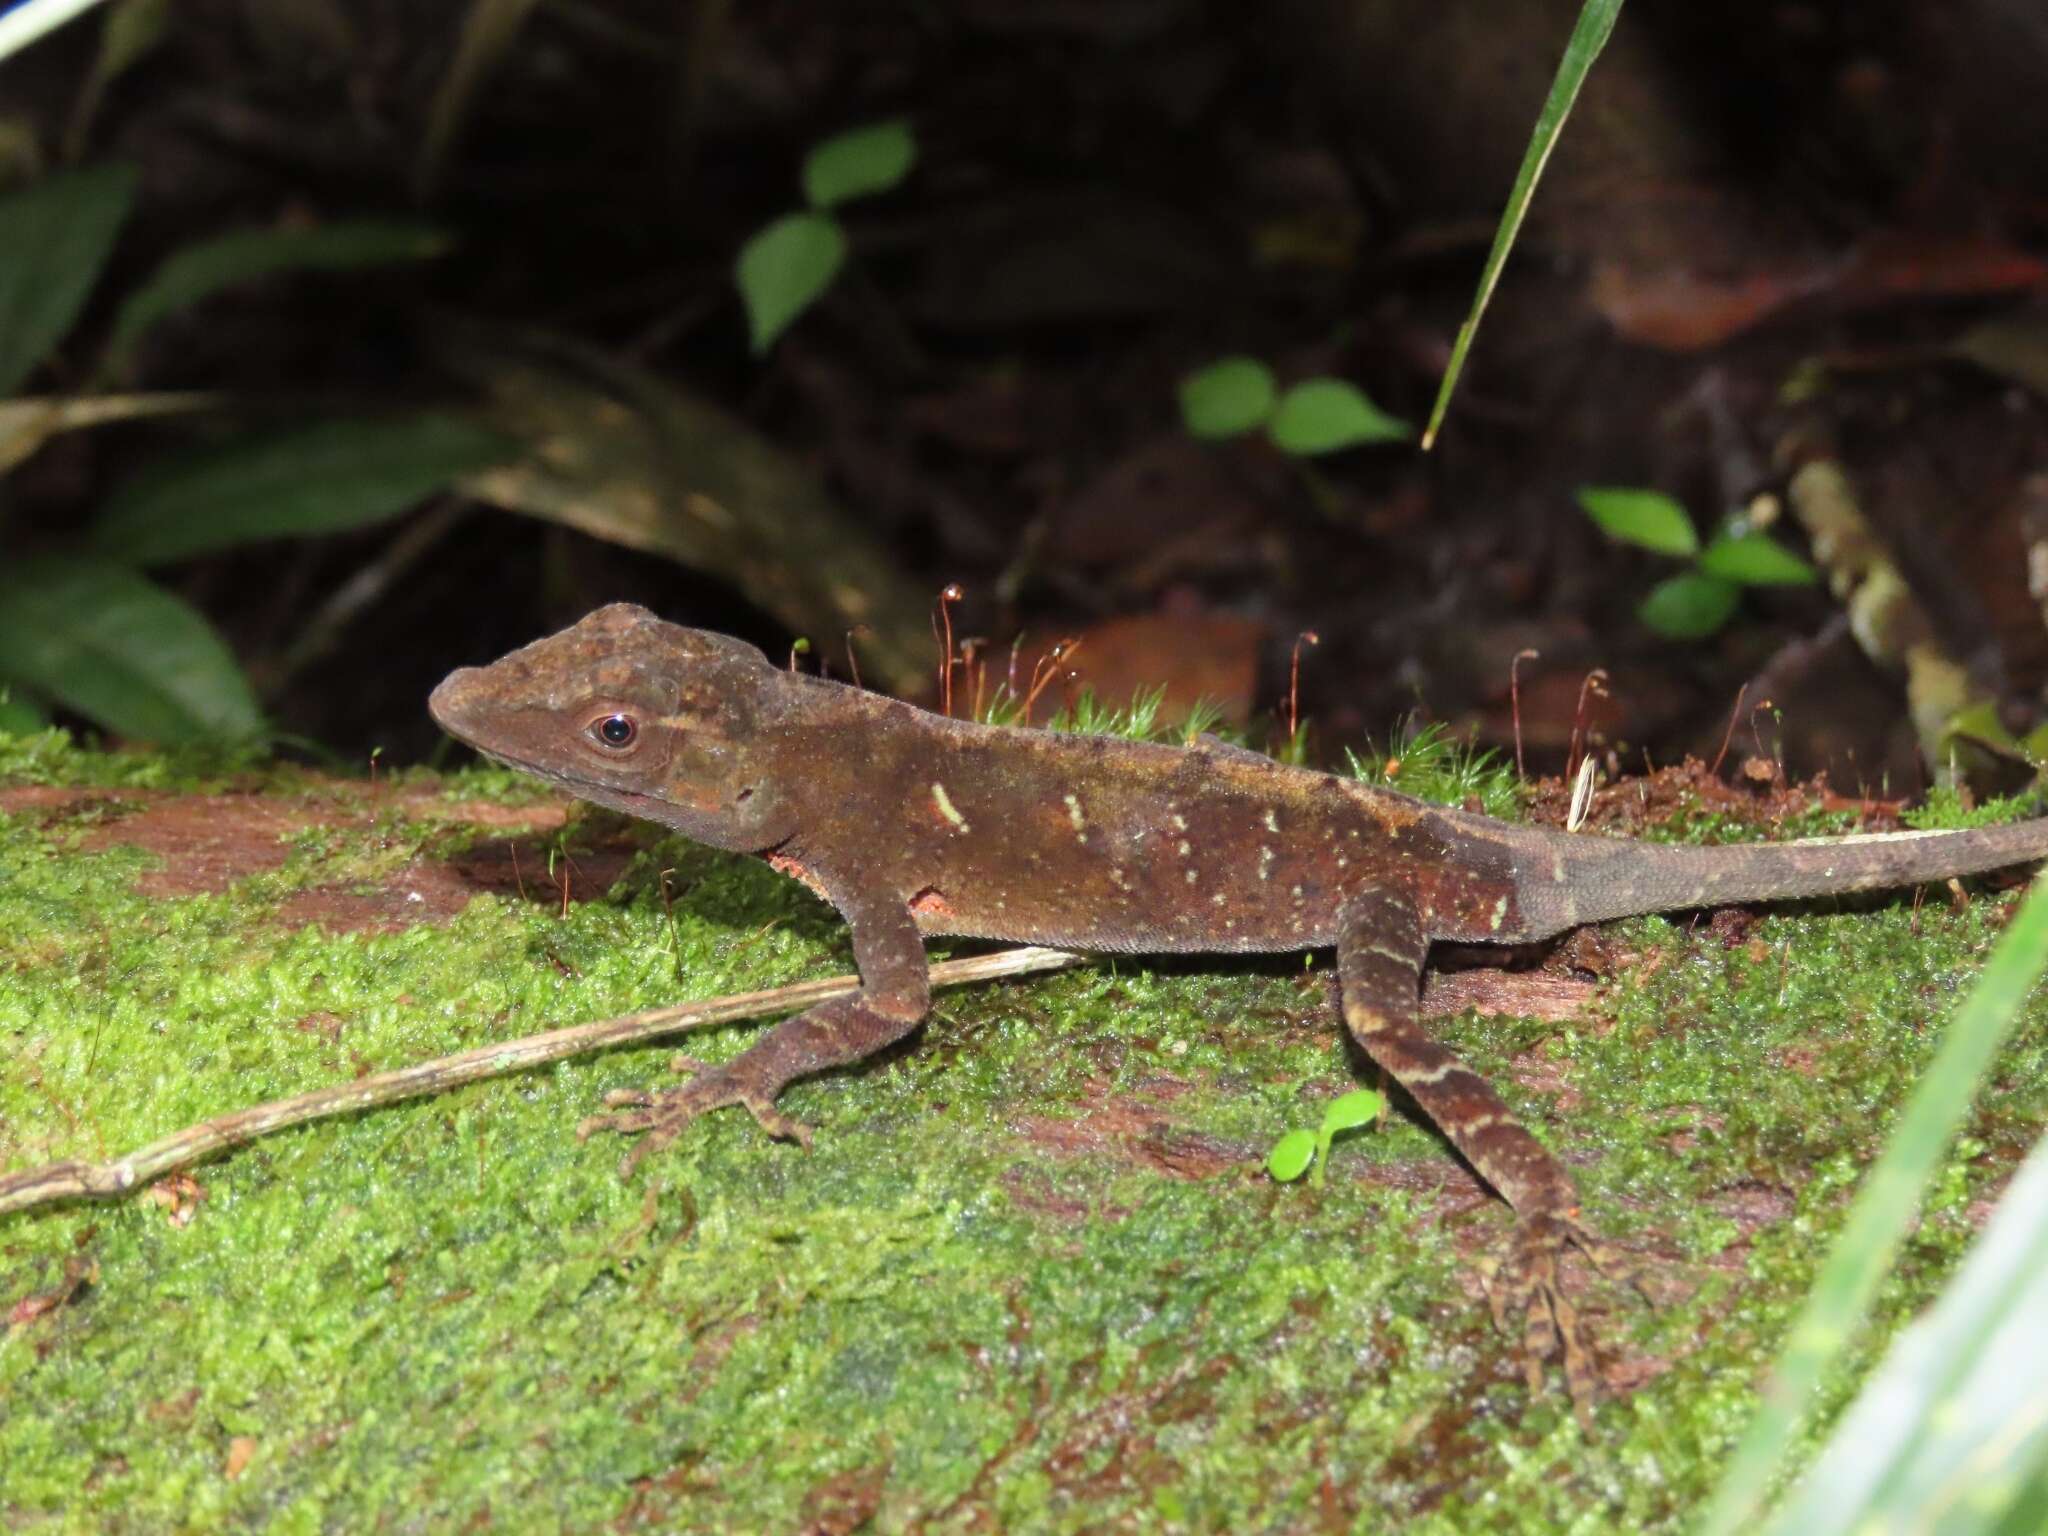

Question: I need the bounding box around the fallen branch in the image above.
[0,945,1087,1219]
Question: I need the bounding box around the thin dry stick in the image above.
[0,946,1087,1219]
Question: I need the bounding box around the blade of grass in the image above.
[1701,870,2048,1536]
[414,0,543,203]
[1756,1125,2048,1536]
[1419,0,1625,450]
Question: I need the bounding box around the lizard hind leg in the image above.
[1335,887,1623,1423]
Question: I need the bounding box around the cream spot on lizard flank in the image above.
[1258,846,1275,881]
[1177,840,1192,856]
[930,782,969,833]
[1063,793,1088,843]
[1489,895,1508,931]
[1171,813,1188,831]
[1185,869,1198,884]
[1263,808,1280,833]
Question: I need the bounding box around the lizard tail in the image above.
[1516,815,2048,937]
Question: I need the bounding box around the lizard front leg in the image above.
[1335,886,1624,1420]
[582,889,930,1174]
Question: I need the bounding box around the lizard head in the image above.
[429,603,799,851]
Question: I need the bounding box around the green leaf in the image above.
[1756,1126,2048,1536]
[0,556,261,742]
[1637,573,1739,639]
[1320,1090,1383,1137]
[1699,531,1817,586]
[1577,486,1699,557]
[736,212,847,354]
[1267,379,1412,455]
[0,163,137,395]
[1703,871,2048,1536]
[108,219,450,365]
[91,414,514,564]
[1178,357,1277,439]
[1421,0,1625,448]
[1267,1129,1317,1183]
[802,120,916,210]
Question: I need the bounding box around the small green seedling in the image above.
[736,120,918,353]
[1267,1088,1385,1188]
[1576,486,1817,640]
[1178,356,1410,456]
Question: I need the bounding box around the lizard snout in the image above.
[428,668,489,738]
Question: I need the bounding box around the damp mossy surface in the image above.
[3,734,2045,1533]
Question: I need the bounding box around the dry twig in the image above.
[0,946,1087,1219]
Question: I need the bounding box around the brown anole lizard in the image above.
[429,603,2048,1412]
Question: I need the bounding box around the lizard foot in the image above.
[1481,1210,1644,1427]
[577,1055,814,1175]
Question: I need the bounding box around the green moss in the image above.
[1347,720,1529,821]
[3,749,2044,1531]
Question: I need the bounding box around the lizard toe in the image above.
[741,1095,813,1147]
[581,1058,807,1171]
[1490,1211,1604,1428]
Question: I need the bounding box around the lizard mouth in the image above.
[444,736,665,814]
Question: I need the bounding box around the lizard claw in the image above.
[1482,1210,1644,1428]
[578,1057,814,1174]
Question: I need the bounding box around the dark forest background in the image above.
[4,0,2047,793]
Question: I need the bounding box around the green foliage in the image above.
[1754,1127,2048,1536]
[1704,872,2048,1535]
[1266,1127,1317,1181]
[1578,485,1818,641]
[1177,355,1410,456]
[108,219,450,367]
[0,556,262,742]
[0,163,485,744]
[0,162,137,394]
[736,121,919,353]
[979,682,1252,753]
[1267,1089,1384,1188]
[0,685,50,736]
[1045,683,1169,741]
[1179,357,1278,439]
[1422,0,1625,447]
[1636,571,1740,640]
[1698,531,1818,586]
[736,212,850,354]
[802,119,916,210]
[1576,486,1698,557]
[1267,378,1412,453]
[1347,719,1527,820]
[91,415,513,564]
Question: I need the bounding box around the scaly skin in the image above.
[430,603,2048,1419]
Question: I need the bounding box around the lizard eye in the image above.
[589,712,638,750]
